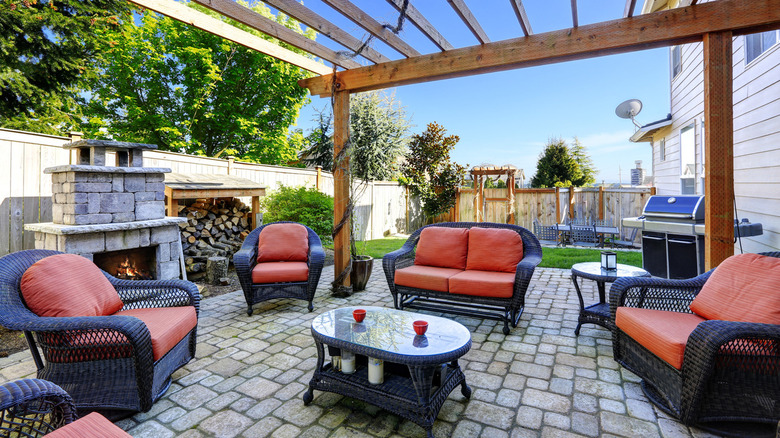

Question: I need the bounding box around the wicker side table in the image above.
[304,307,472,438]
[571,262,650,335]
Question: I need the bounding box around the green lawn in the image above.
[353,237,642,270]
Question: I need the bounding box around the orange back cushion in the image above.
[414,227,469,270]
[690,253,780,324]
[257,223,309,263]
[466,227,524,273]
[21,254,123,317]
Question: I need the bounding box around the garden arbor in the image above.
[128,0,780,289]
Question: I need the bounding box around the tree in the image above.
[530,138,584,188]
[571,137,597,186]
[0,0,128,134]
[82,3,313,164]
[302,91,410,181]
[401,122,467,218]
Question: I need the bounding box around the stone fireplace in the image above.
[24,140,186,280]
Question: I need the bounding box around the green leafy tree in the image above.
[260,184,334,243]
[571,137,597,186]
[0,0,128,134]
[83,3,313,164]
[530,138,584,188]
[401,122,467,218]
[302,91,410,181]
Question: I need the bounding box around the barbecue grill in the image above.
[622,195,762,279]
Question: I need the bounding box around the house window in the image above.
[680,123,696,194]
[658,138,666,161]
[671,46,682,79]
[746,30,779,64]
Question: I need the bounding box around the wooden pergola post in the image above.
[703,31,734,269]
[333,90,351,289]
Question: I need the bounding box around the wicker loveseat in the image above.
[383,222,542,335]
[234,221,325,315]
[0,379,130,437]
[610,252,780,433]
[0,250,200,418]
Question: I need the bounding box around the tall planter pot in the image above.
[350,256,373,292]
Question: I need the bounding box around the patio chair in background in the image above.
[610,252,780,434]
[532,219,561,246]
[0,250,200,418]
[234,221,325,315]
[0,379,131,437]
[570,225,600,247]
[593,218,613,227]
[613,227,639,248]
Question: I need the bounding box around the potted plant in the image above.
[350,208,372,292]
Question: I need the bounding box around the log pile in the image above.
[178,198,251,276]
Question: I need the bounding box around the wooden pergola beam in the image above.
[385,0,453,51]
[624,0,638,18]
[262,0,389,64]
[127,0,331,75]
[446,0,490,44]
[321,0,420,58]
[509,0,533,36]
[571,0,578,28]
[193,0,361,69]
[300,0,780,96]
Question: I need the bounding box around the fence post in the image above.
[227,156,235,175]
[555,187,560,223]
[454,187,460,222]
[315,165,322,190]
[568,186,575,221]
[599,186,605,220]
[68,131,83,164]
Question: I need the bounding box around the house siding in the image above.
[647,4,780,252]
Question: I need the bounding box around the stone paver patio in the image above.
[0,264,720,438]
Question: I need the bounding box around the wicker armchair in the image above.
[610,252,780,433]
[383,222,542,335]
[234,222,325,315]
[1,378,131,437]
[0,250,200,418]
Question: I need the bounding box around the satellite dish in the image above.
[615,99,643,130]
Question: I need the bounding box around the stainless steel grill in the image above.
[623,195,762,279]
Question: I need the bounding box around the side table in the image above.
[571,262,650,335]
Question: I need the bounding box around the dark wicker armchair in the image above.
[383,222,542,335]
[234,222,325,315]
[0,250,200,418]
[610,252,780,433]
[1,378,131,437]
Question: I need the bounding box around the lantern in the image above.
[601,251,617,271]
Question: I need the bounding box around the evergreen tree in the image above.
[570,137,597,186]
[530,138,584,188]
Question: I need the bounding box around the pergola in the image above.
[128,0,780,289]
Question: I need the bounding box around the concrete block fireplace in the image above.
[25,139,186,280]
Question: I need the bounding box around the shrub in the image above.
[260,184,334,242]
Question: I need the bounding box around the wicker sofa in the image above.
[0,250,200,418]
[383,222,542,335]
[610,252,780,433]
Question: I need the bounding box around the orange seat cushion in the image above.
[114,307,197,361]
[414,227,469,270]
[252,262,309,284]
[21,254,123,317]
[690,253,780,324]
[46,412,132,438]
[449,270,516,298]
[466,227,524,273]
[616,307,706,369]
[257,223,309,263]
[395,265,463,293]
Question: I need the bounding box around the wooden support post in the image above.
[165,186,177,217]
[703,31,734,269]
[315,165,322,190]
[251,195,260,228]
[555,187,560,223]
[598,186,605,220]
[507,175,515,224]
[333,90,351,288]
[568,186,575,222]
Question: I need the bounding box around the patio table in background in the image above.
[557,224,620,247]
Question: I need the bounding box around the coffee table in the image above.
[571,262,650,335]
[304,306,472,437]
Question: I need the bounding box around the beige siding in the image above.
[650,27,780,253]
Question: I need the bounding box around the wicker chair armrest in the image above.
[112,278,200,312]
[517,253,542,274]
[609,271,713,319]
[308,234,325,268]
[0,379,76,429]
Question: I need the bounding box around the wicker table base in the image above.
[304,307,472,438]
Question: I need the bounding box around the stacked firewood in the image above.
[178,198,251,276]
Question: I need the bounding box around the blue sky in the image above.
[282,0,671,184]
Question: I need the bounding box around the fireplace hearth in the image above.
[94,247,155,280]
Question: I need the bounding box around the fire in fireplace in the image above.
[94,247,156,280]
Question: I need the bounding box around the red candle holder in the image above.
[413,320,428,336]
[353,309,366,323]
